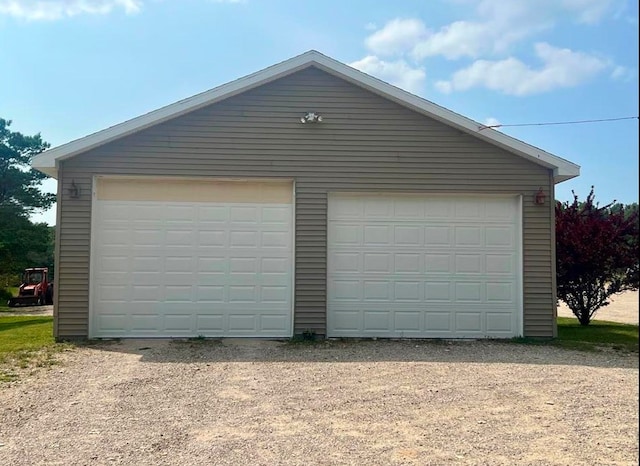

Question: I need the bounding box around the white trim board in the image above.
[32,50,579,183]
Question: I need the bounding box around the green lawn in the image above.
[555,317,639,352]
[0,316,68,382]
[0,316,55,353]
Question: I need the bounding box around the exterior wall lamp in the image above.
[300,112,323,124]
[534,187,546,205]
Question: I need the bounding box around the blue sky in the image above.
[1,0,638,226]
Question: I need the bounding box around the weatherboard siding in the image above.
[56,66,556,339]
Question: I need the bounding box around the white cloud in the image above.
[0,0,142,20]
[434,81,453,94]
[364,1,620,61]
[410,21,485,60]
[436,42,608,95]
[365,18,428,57]
[610,65,637,81]
[349,55,426,95]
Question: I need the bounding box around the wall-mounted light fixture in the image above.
[534,187,546,205]
[300,112,323,124]
[69,180,80,199]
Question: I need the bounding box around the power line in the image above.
[478,116,639,130]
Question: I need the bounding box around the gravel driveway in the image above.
[0,339,637,466]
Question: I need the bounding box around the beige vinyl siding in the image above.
[56,66,555,338]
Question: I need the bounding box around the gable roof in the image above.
[32,50,579,182]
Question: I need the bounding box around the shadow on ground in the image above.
[0,317,53,332]
[71,337,639,370]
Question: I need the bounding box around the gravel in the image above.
[0,339,638,465]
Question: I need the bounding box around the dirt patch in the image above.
[0,339,637,465]
[558,290,638,325]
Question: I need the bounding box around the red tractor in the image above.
[7,267,54,307]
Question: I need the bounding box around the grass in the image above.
[0,316,71,382]
[512,317,639,353]
[554,317,639,352]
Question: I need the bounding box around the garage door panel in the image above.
[260,286,289,303]
[331,310,360,331]
[229,205,259,222]
[486,312,514,333]
[424,226,451,246]
[486,281,516,303]
[330,224,361,245]
[364,199,393,217]
[331,280,361,300]
[101,229,130,246]
[394,226,422,246]
[98,285,128,302]
[198,257,227,272]
[363,281,391,300]
[454,200,483,219]
[454,282,483,301]
[424,254,451,273]
[485,226,515,247]
[164,314,194,332]
[425,282,451,301]
[454,254,482,273]
[395,311,423,332]
[454,226,482,247]
[199,206,228,222]
[486,254,515,274]
[363,311,391,331]
[195,285,225,302]
[228,231,258,248]
[328,194,521,338]
[262,257,289,273]
[363,253,391,272]
[424,312,451,332]
[196,314,224,332]
[363,225,391,245]
[425,199,453,218]
[394,253,421,274]
[97,314,127,332]
[98,272,130,286]
[393,199,424,218]
[91,179,293,338]
[394,281,421,301]
[261,231,290,248]
[330,253,360,273]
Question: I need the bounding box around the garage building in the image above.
[32,51,580,340]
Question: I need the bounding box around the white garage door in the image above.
[327,194,522,338]
[90,178,293,338]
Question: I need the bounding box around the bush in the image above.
[556,188,639,325]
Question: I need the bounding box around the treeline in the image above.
[1,118,55,291]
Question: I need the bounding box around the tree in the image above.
[0,118,54,212]
[0,118,55,282]
[556,188,639,325]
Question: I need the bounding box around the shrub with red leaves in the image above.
[556,188,639,325]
